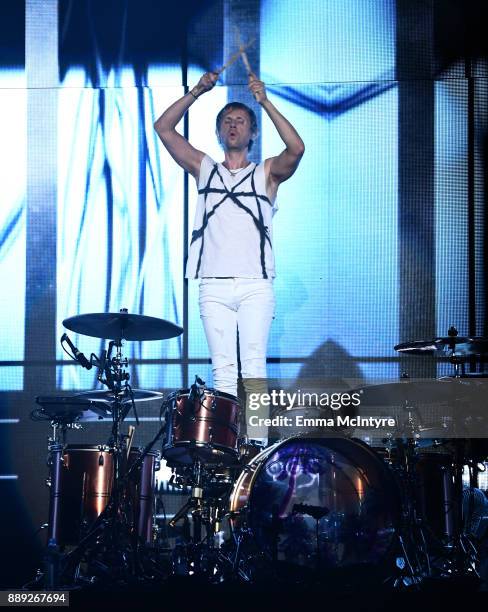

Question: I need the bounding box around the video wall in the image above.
[1,0,481,397]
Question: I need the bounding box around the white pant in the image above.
[198,278,275,397]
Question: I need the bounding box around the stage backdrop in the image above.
[0,0,486,585]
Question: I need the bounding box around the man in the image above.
[154,71,304,443]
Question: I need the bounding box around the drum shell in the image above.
[126,448,160,544]
[51,445,114,546]
[230,436,401,572]
[163,389,240,465]
[415,451,455,540]
[47,445,159,547]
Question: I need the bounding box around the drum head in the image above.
[246,437,400,574]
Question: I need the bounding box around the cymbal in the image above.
[356,379,487,407]
[35,395,111,421]
[394,341,442,354]
[63,311,183,341]
[75,388,163,404]
[395,337,488,355]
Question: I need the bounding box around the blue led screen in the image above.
[0,0,483,394]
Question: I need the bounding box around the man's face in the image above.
[218,108,253,152]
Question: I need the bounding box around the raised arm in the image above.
[248,74,305,193]
[153,72,218,179]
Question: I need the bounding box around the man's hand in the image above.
[248,73,267,104]
[192,72,218,98]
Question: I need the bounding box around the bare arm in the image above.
[248,75,305,194]
[153,72,218,179]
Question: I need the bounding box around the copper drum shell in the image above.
[163,389,241,465]
[56,445,114,546]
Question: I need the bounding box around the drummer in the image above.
[154,71,304,444]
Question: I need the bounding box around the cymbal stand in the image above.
[390,434,431,587]
[41,413,84,589]
[44,418,66,590]
[449,352,466,378]
[439,440,481,580]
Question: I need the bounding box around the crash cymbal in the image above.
[63,309,184,341]
[75,388,163,404]
[356,378,487,407]
[395,337,488,355]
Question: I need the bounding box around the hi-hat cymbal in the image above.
[395,337,488,356]
[394,341,442,354]
[35,395,111,421]
[75,388,163,404]
[356,379,487,407]
[63,310,183,341]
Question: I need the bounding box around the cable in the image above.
[61,341,76,362]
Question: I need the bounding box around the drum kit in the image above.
[28,315,488,591]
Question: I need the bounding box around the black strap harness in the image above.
[191,164,273,278]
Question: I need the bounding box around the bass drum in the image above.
[229,437,401,579]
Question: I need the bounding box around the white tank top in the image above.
[185,155,278,279]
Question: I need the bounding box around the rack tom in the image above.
[162,388,241,466]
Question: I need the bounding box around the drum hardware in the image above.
[165,456,232,580]
[292,503,330,521]
[357,411,481,581]
[54,391,169,585]
[394,326,488,377]
[386,437,481,583]
[29,313,487,590]
[29,309,181,589]
[237,437,264,464]
[157,378,245,578]
[391,328,487,578]
[74,388,164,405]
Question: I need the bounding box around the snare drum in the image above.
[162,388,241,466]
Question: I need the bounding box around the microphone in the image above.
[189,375,205,402]
[188,375,206,418]
[61,333,92,370]
[292,503,329,520]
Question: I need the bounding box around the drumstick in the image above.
[234,26,254,76]
[234,26,259,101]
[215,38,255,75]
[240,48,253,76]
